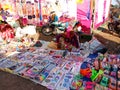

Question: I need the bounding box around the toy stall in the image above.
[1,0,120,90]
[0,0,94,34]
[0,35,120,90]
[0,0,111,35]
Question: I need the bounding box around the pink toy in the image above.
[85,81,94,90]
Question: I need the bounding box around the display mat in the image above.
[0,39,118,90]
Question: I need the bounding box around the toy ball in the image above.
[80,62,91,77]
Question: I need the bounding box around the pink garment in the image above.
[22,18,28,26]
[66,25,73,38]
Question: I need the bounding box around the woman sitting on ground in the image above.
[56,30,79,51]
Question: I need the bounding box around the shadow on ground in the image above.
[94,33,120,54]
[97,26,120,37]
[0,71,48,90]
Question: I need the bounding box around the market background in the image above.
[0,24,120,90]
[0,0,120,90]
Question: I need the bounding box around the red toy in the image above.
[85,81,94,90]
[80,62,92,78]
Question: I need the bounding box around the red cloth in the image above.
[0,24,15,41]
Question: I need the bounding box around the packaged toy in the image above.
[42,70,64,89]
[117,81,120,90]
[56,73,73,90]
[100,76,109,87]
[70,74,83,90]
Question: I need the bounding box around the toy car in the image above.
[100,76,109,87]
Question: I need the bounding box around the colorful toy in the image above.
[39,71,49,81]
[100,76,109,87]
[34,70,49,83]
[56,73,74,90]
[23,65,43,79]
[42,70,64,89]
[95,84,102,90]
[70,80,83,90]
[110,65,118,78]
[80,62,92,80]
[108,78,117,90]
[117,81,120,90]
[70,74,83,90]
[85,81,94,90]
[118,70,120,80]
[91,69,103,82]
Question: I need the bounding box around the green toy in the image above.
[74,74,83,81]
[100,76,109,87]
[91,69,103,81]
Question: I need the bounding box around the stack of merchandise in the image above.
[0,37,119,90]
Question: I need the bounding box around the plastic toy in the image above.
[93,59,101,70]
[95,84,101,90]
[118,70,120,80]
[70,80,83,90]
[112,65,118,72]
[117,81,120,90]
[104,63,111,71]
[104,69,110,75]
[91,69,103,82]
[110,71,117,78]
[80,62,92,79]
[85,81,94,90]
[70,74,83,90]
[110,65,118,78]
[108,78,117,90]
[100,76,109,87]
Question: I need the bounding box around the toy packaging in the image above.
[7,63,22,73]
[56,73,74,90]
[109,77,117,90]
[70,74,83,90]
[42,70,64,89]
[34,70,50,84]
[62,61,74,73]
[71,62,82,75]
[0,59,17,70]
[23,65,44,79]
